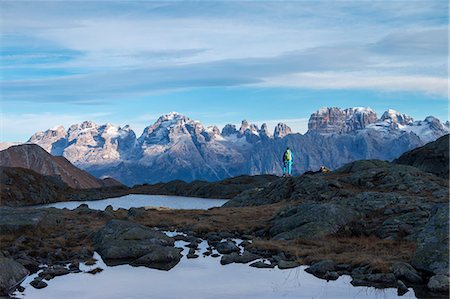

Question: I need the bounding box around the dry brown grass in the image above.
[249,235,416,273]
[0,202,416,275]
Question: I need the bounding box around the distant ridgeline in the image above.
[6,107,449,186]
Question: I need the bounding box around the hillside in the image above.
[395,134,449,179]
[0,144,122,189]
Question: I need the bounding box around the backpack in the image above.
[284,150,292,161]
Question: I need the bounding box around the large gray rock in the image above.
[0,257,29,295]
[305,260,337,278]
[395,134,449,179]
[130,246,182,270]
[220,251,260,265]
[93,220,181,270]
[270,203,357,240]
[390,262,423,284]
[0,207,63,233]
[427,274,449,293]
[411,204,449,276]
[215,240,240,254]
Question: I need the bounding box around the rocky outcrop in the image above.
[93,220,182,270]
[411,204,449,276]
[381,109,414,127]
[0,144,122,189]
[131,175,278,199]
[273,123,292,139]
[307,107,378,134]
[395,134,449,179]
[270,203,357,240]
[0,167,69,206]
[0,257,29,295]
[0,207,64,233]
[0,166,130,207]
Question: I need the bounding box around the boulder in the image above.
[93,220,181,270]
[270,203,357,240]
[130,246,182,270]
[30,277,47,289]
[324,271,339,281]
[278,260,301,270]
[220,251,261,265]
[427,274,449,293]
[390,262,423,284]
[249,261,275,269]
[351,273,397,288]
[38,265,70,280]
[215,240,240,254]
[397,280,409,296]
[0,207,63,234]
[305,260,336,278]
[411,204,449,276]
[0,257,29,295]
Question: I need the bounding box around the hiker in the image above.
[282,147,294,177]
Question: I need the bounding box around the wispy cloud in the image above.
[258,72,448,97]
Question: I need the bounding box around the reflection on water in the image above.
[14,240,416,299]
[38,194,228,210]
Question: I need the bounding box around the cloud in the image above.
[258,72,448,97]
[370,28,448,56]
[0,1,448,107]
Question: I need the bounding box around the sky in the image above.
[0,0,448,142]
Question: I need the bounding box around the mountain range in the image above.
[8,107,449,186]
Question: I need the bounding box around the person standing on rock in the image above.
[282,147,294,177]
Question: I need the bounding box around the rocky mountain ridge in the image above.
[0,144,122,189]
[16,107,450,185]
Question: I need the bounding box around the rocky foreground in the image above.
[0,135,448,298]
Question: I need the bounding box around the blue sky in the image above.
[0,1,448,141]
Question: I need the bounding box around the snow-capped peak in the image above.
[381,109,414,126]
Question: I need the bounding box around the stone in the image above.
[0,258,29,295]
[93,220,174,261]
[220,252,239,265]
[87,267,104,275]
[351,273,397,288]
[30,278,47,289]
[38,265,70,280]
[427,275,449,293]
[397,280,409,296]
[215,240,240,254]
[270,203,357,240]
[324,271,339,281]
[130,246,182,270]
[220,251,260,265]
[390,262,423,284]
[249,261,275,269]
[93,220,181,270]
[305,260,336,278]
[187,248,199,259]
[278,260,300,270]
[411,204,449,276]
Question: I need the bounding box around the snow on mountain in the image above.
[21,107,449,186]
[380,109,414,126]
